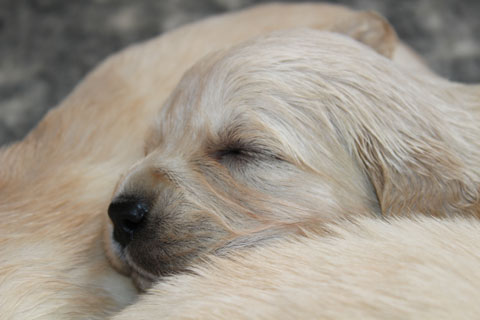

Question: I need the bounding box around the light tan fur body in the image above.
[0,2,476,319]
[113,216,480,320]
[0,3,402,319]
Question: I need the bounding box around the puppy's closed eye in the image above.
[213,142,284,166]
[214,145,256,162]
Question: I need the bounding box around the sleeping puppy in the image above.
[3,3,417,319]
[105,27,480,292]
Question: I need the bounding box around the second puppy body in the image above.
[112,216,480,319]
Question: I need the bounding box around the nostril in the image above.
[108,197,149,247]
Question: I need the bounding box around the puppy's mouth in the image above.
[104,224,131,275]
[111,241,158,291]
[124,252,158,292]
[130,271,154,292]
[104,225,157,291]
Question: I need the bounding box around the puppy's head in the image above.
[105,26,479,290]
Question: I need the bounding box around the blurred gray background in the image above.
[0,0,479,146]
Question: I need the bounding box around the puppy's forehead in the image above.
[156,29,376,146]
[156,57,261,145]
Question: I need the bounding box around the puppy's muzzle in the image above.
[108,197,148,247]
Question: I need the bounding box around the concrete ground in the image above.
[0,0,479,146]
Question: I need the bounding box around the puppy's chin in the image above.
[103,222,131,276]
[131,271,155,292]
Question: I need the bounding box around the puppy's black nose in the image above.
[108,197,148,247]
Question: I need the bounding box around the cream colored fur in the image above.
[0,3,428,319]
[0,2,473,319]
[112,216,480,320]
[1,3,401,319]
[105,28,480,292]
[108,15,480,320]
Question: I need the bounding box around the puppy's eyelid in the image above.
[214,147,244,159]
[213,143,284,163]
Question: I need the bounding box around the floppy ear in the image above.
[346,98,480,218]
[330,11,397,58]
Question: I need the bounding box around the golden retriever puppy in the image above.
[112,216,480,320]
[105,27,480,294]
[1,3,406,319]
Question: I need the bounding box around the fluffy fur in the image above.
[112,216,480,320]
[2,2,477,319]
[0,3,393,319]
[105,27,480,292]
